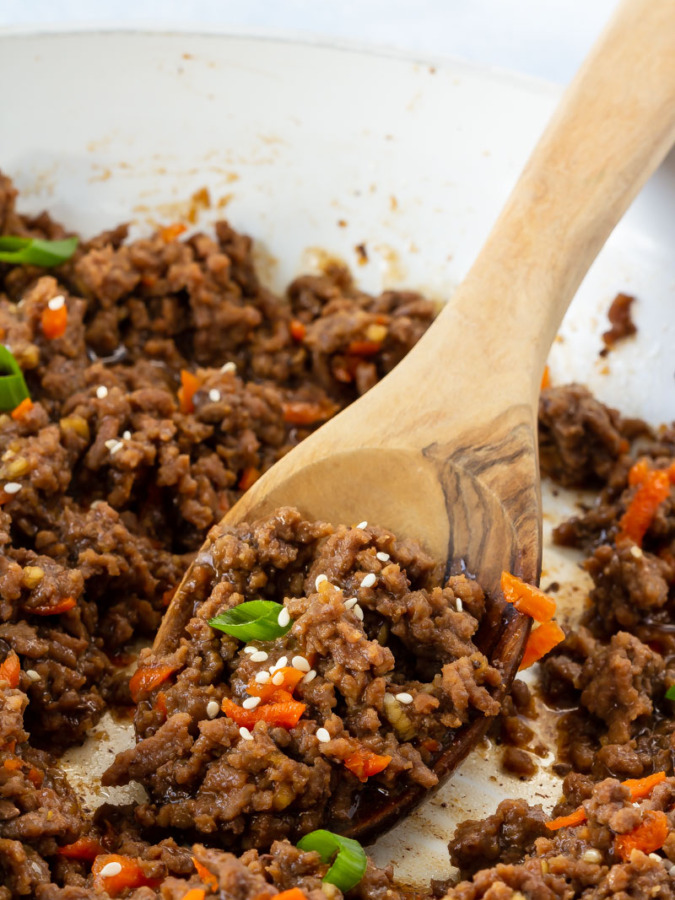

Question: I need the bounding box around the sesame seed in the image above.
[47,295,65,311]
[456,598,464,612]
[648,853,662,862]
[272,656,288,671]
[344,598,358,610]
[272,671,285,685]
[278,607,291,628]
[353,604,364,621]
[630,545,643,558]
[249,650,269,663]
[208,389,221,402]
[315,574,327,590]
[90,500,103,508]
[376,551,390,562]
[291,655,310,672]
[206,700,220,719]
[96,386,108,399]
[104,439,118,450]
[356,521,368,529]
[243,696,261,710]
[221,361,237,374]
[25,669,40,682]
[581,849,602,864]
[109,441,123,455]
[395,692,414,704]
[239,726,254,741]
[255,671,270,684]
[99,861,123,878]
[316,727,331,743]
[123,430,131,440]
[360,573,377,589]
[243,646,256,655]
[302,669,317,684]
[3,482,21,495]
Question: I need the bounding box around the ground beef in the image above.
[103,508,504,848]
[601,292,637,352]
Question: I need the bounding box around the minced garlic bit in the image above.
[277,607,291,628]
[315,574,328,590]
[316,727,331,743]
[630,544,643,559]
[239,726,254,741]
[105,440,123,455]
[249,650,268,663]
[291,655,310,672]
[221,361,237,374]
[48,295,66,311]
[395,692,413,704]
[255,671,271,684]
[302,669,317,684]
[99,861,123,878]
[4,482,22,494]
[208,389,221,403]
[360,573,377,589]
[123,430,131,440]
[344,598,358,610]
[581,849,602,864]
[376,551,390,562]
[353,605,364,621]
[356,521,368,529]
[242,696,261,710]
[206,700,220,719]
[95,385,108,399]
[456,598,464,612]
[25,669,40,682]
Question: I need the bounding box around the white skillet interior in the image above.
[2,28,674,887]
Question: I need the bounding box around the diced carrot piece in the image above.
[628,458,650,487]
[161,587,176,608]
[129,664,178,703]
[247,667,305,701]
[178,370,200,414]
[275,890,307,900]
[41,304,68,339]
[346,339,382,356]
[614,809,669,861]
[3,758,23,772]
[420,738,442,753]
[519,620,565,670]
[290,319,306,341]
[57,836,105,860]
[623,771,667,801]
[282,401,332,426]
[4,741,16,754]
[221,696,307,730]
[343,747,392,782]
[92,854,161,896]
[11,398,33,421]
[192,857,218,891]
[238,466,260,491]
[160,222,187,243]
[618,469,671,546]
[155,691,168,717]
[0,652,20,689]
[540,365,551,390]
[182,889,207,900]
[30,597,77,615]
[545,807,587,831]
[26,766,43,787]
[501,571,556,623]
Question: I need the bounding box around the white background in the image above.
[1,0,618,86]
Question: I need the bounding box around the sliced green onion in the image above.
[666,686,675,701]
[297,830,367,892]
[208,600,292,642]
[0,235,78,267]
[0,346,30,411]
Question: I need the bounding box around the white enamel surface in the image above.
[2,30,674,888]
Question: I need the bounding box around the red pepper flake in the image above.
[155,691,168,718]
[343,746,392,782]
[618,467,671,546]
[0,651,20,689]
[30,597,77,616]
[160,222,187,243]
[282,401,334,426]
[182,890,207,900]
[290,319,306,341]
[58,836,105,860]
[346,339,381,357]
[92,854,161,896]
[275,890,307,900]
[540,365,551,390]
[192,857,218,892]
[129,664,178,703]
[178,370,200,415]
[519,620,565,670]
[221,696,306,730]
[11,398,33,421]
[41,304,68,340]
[238,466,260,491]
[501,571,556,622]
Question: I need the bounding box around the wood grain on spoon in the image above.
[155,0,675,839]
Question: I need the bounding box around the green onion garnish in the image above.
[297,830,367,892]
[666,686,675,701]
[0,346,30,411]
[208,600,292,642]
[0,235,78,267]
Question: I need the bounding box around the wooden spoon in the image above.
[155,0,675,842]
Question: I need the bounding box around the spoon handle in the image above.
[386,0,675,427]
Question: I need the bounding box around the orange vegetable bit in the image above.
[160,222,187,243]
[0,651,21,689]
[192,857,218,892]
[129,664,178,704]
[178,369,201,415]
[519,620,565,670]
[618,468,671,547]
[623,771,666,801]
[614,809,669,861]
[92,854,160,896]
[275,890,307,900]
[238,466,260,492]
[221,696,307,730]
[545,806,588,832]
[346,339,382,357]
[11,397,33,421]
[540,365,551,391]
[247,667,305,701]
[289,319,306,342]
[26,765,43,787]
[155,691,168,717]
[30,597,77,616]
[343,747,392,783]
[57,836,105,860]
[282,401,333,426]
[500,571,556,623]
[3,758,23,772]
[41,303,68,340]
[628,458,650,487]
[182,889,207,900]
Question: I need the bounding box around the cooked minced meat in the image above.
[103,507,503,847]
